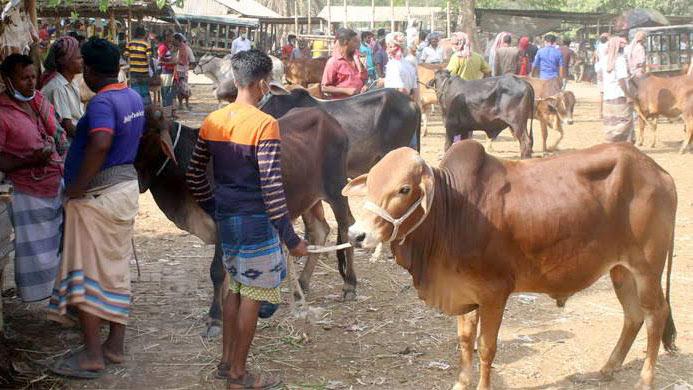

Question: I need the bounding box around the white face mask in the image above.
[257,80,271,108]
[6,79,35,102]
[241,34,247,40]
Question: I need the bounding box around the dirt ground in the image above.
[2,81,693,390]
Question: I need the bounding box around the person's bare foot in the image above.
[102,340,125,364]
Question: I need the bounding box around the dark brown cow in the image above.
[344,141,677,390]
[137,106,355,337]
[284,57,328,87]
[626,73,693,152]
[534,91,576,154]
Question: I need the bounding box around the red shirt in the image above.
[0,92,63,197]
[281,44,294,60]
[321,54,366,99]
[158,43,175,74]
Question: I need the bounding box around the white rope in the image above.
[155,122,182,177]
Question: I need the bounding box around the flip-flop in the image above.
[50,352,104,379]
[227,371,282,389]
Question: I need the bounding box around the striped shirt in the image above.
[186,103,300,249]
[124,39,151,76]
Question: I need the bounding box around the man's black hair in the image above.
[376,28,386,38]
[544,34,557,43]
[0,53,33,78]
[361,31,374,42]
[288,34,296,40]
[134,26,147,38]
[335,28,357,46]
[230,49,273,87]
[503,34,512,44]
[81,37,120,76]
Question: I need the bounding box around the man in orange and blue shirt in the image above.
[186,49,308,388]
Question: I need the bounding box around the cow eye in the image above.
[399,185,411,195]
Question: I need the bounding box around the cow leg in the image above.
[649,118,658,148]
[550,124,564,152]
[600,265,644,377]
[540,120,549,156]
[421,104,429,137]
[485,135,495,152]
[679,116,693,154]
[633,269,669,389]
[454,310,479,390]
[298,203,330,298]
[637,116,646,147]
[476,302,506,390]
[204,244,225,338]
[326,197,358,301]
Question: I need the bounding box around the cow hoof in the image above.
[452,382,469,390]
[201,320,222,339]
[342,289,357,301]
[634,379,654,390]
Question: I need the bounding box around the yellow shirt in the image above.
[312,40,327,58]
[446,52,491,80]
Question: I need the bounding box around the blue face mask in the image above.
[7,79,35,102]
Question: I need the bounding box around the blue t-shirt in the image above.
[360,43,375,78]
[64,83,145,185]
[532,46,564,80]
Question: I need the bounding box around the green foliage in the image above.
[43,0,173,11]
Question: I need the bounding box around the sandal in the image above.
[227,371,282,389]
[215,362,230,379]
[50,351,104,379]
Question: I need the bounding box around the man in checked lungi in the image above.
[186,49,308,389]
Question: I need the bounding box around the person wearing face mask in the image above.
[321,28,368,99]
[601,36,634,143]
[231,29,252,55]
[185,49,308,388]
[40,35,85,138]
[0,54,65,303]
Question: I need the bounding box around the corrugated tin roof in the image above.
[174,12,259,27]
[172,0,228,17]
[317,6,442,23]
[214,0,281,18]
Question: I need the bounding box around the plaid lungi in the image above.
[603,97,634,143]
[219,214,287,290]
[9,189,63,302]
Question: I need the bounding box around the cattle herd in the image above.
[132,53,693,389]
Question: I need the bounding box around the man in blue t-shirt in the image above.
[531,34,565,81]
[49,37,144,379]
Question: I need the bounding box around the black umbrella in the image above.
[614,9,670,31]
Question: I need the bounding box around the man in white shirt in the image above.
[231,30,252,54]
[601,37,633,143]
[594,32,610,118]
[420,34,444,64]
[405,19,419,51]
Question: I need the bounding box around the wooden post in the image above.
[343,0,347,29]
[371,0,375,30]
[127,7,133,39]
[446,0,450,36]
[406,0,410,25]
[295,1,299,34]
[431,7,435,33]
[327,0,332,34]
[390,0,395,32]
[308,0,312,34]
[109,11,117,42]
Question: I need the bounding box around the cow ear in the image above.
[342,174,368,197]
[419,163,435,214]
[269,80,290,96]
[159,129,178,166]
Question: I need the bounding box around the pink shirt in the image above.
[0,92,63,197]
[321,54,365,99]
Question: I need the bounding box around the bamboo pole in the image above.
[406,0,410,25]
[371,0,375,30]
[327,0,332,34]
[343,0,347,28]
[431,7,435,33]
[390,0,394,32]
[446,0,450,37]
[127,7,133,39]
[294,0,299,34]
[308,0,311,33]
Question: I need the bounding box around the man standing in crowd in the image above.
[157,30,176,116]
[373,29,389,78]
[186,49,308,389]
[0,54,65,304]
[531,34,564,95]
[419,33,443,64]
[49,37,144,379]
[360,31,377,82]
[281,34,296,61]
[494,33,519,75]
[123,25,152,105]
[447,32,491,80]
[173,33,194,111]
[559,37,575,88]
[601,37,633,143]
[321,28,368,99]
[231,29,252,55]
[40,36,84,138]
[626,31,647,77]
[594,32,610,118]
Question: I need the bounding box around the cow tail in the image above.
[528,84,535,145]
[415,101,422,153]
[663,222,677,352]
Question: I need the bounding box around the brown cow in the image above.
[344,141,677,390]
[535,91,576,154]
[285,83,323,99]
[522,76,562,99]
[284,57,328,87]
[417,63,445,136]
[626,73,693,152]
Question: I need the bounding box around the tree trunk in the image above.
[457,0,476,50]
